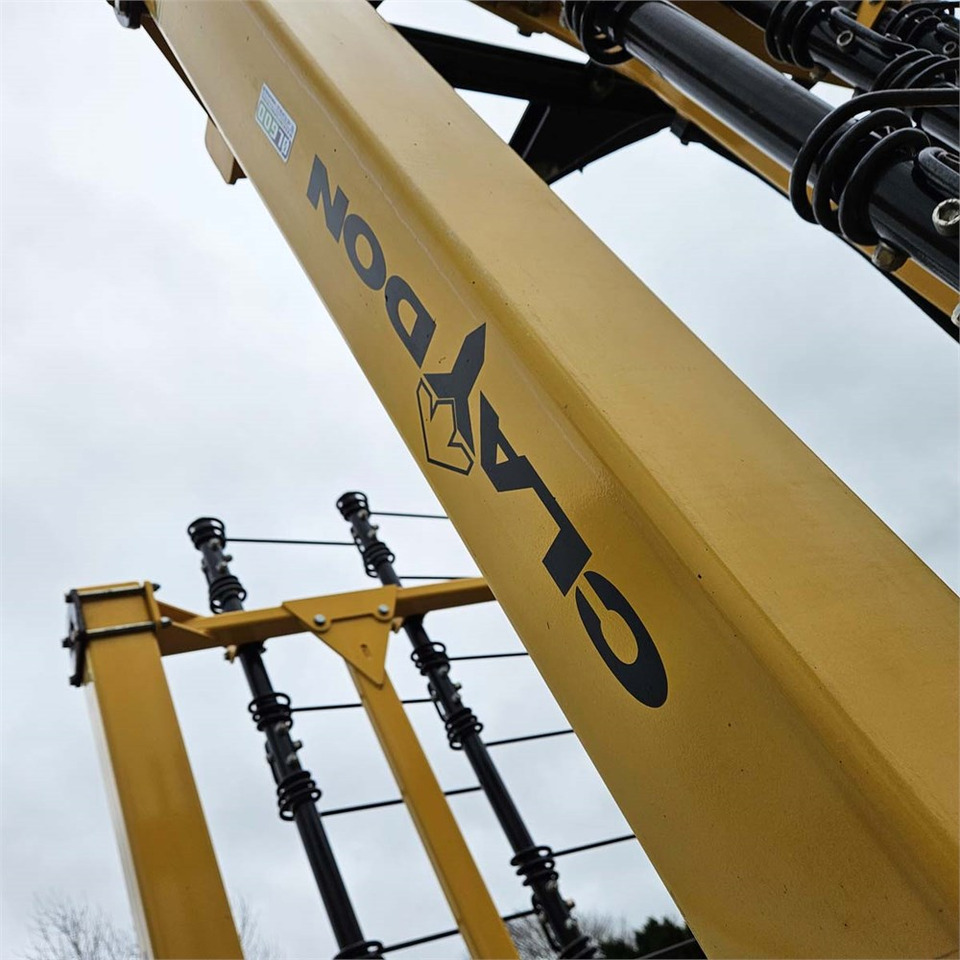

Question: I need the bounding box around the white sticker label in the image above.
[255,83,296,162]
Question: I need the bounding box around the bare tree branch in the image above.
[21,892,282,960]
[21,894,141,960]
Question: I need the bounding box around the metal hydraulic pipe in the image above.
[188,518,383,960]
[568,1,958,288]
[336,493,594,959]
[726,0,959,148]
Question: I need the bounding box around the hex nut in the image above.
[932,198,960,237]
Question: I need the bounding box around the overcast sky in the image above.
[1,2,957,959]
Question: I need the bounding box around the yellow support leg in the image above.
[284,595,517,959]
[353,668,518,960]
[71,582,243,960]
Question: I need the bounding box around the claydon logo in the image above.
[417,325,486,475]
[306,154,668,708]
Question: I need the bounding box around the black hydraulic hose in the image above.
[187,517,383,960]
[564,1,959,290]
[336,492,595,959]
[726,0,958,149]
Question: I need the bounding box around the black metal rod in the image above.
[570,1,958,288]
[187,518,382,960]
[553,834,637,858]
[337,492,594,958]
[484,729,575,749]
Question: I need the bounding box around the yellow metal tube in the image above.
[78,582,242,959]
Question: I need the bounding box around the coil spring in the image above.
[333,939,385,959]
[790,88,956,245]
[208,572,247,613]
[443,705,483,750]
[410,640,450,676]
[276,769,321,821]
[764,1,959,103]
[358,538,395,579]
[511,844,560,889]
[884,2,959,51]
[809,107,916,233]
[336,490,370,521]
[764,0,834,68]
[187,516,226,550]
[563,1,637,64]
[871,46,958,94]
[248,691,293,731]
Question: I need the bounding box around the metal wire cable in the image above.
[395,574,472,580]
[226,536,356,546]
[379,909,537,954]
[553,833,636,858]
[484,728,574,748]
[320,785,482,818]
[370,510,450,520]
[447,651,530,661]
[380,927,460,953]
[219,535,474,578]
[291,698,432,713]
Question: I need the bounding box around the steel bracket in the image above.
[64,583,164,686]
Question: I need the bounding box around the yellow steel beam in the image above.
[156,578,493,656]
[856,1,888,29]
[475,1,956,315]
[135,3,957,956]
[73,582,242,960]
[284,601,518,959]
[351,670,518,959]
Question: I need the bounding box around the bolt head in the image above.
[377,603,390,616]
[932,198,960,237]
[836,29,854,48]
[951,303,960,328]
[313,614,327,627]
[870,241,906,273]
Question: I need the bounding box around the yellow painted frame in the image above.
[72,578,516,959]
[73,583,243,960]
[106,2,958,955]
